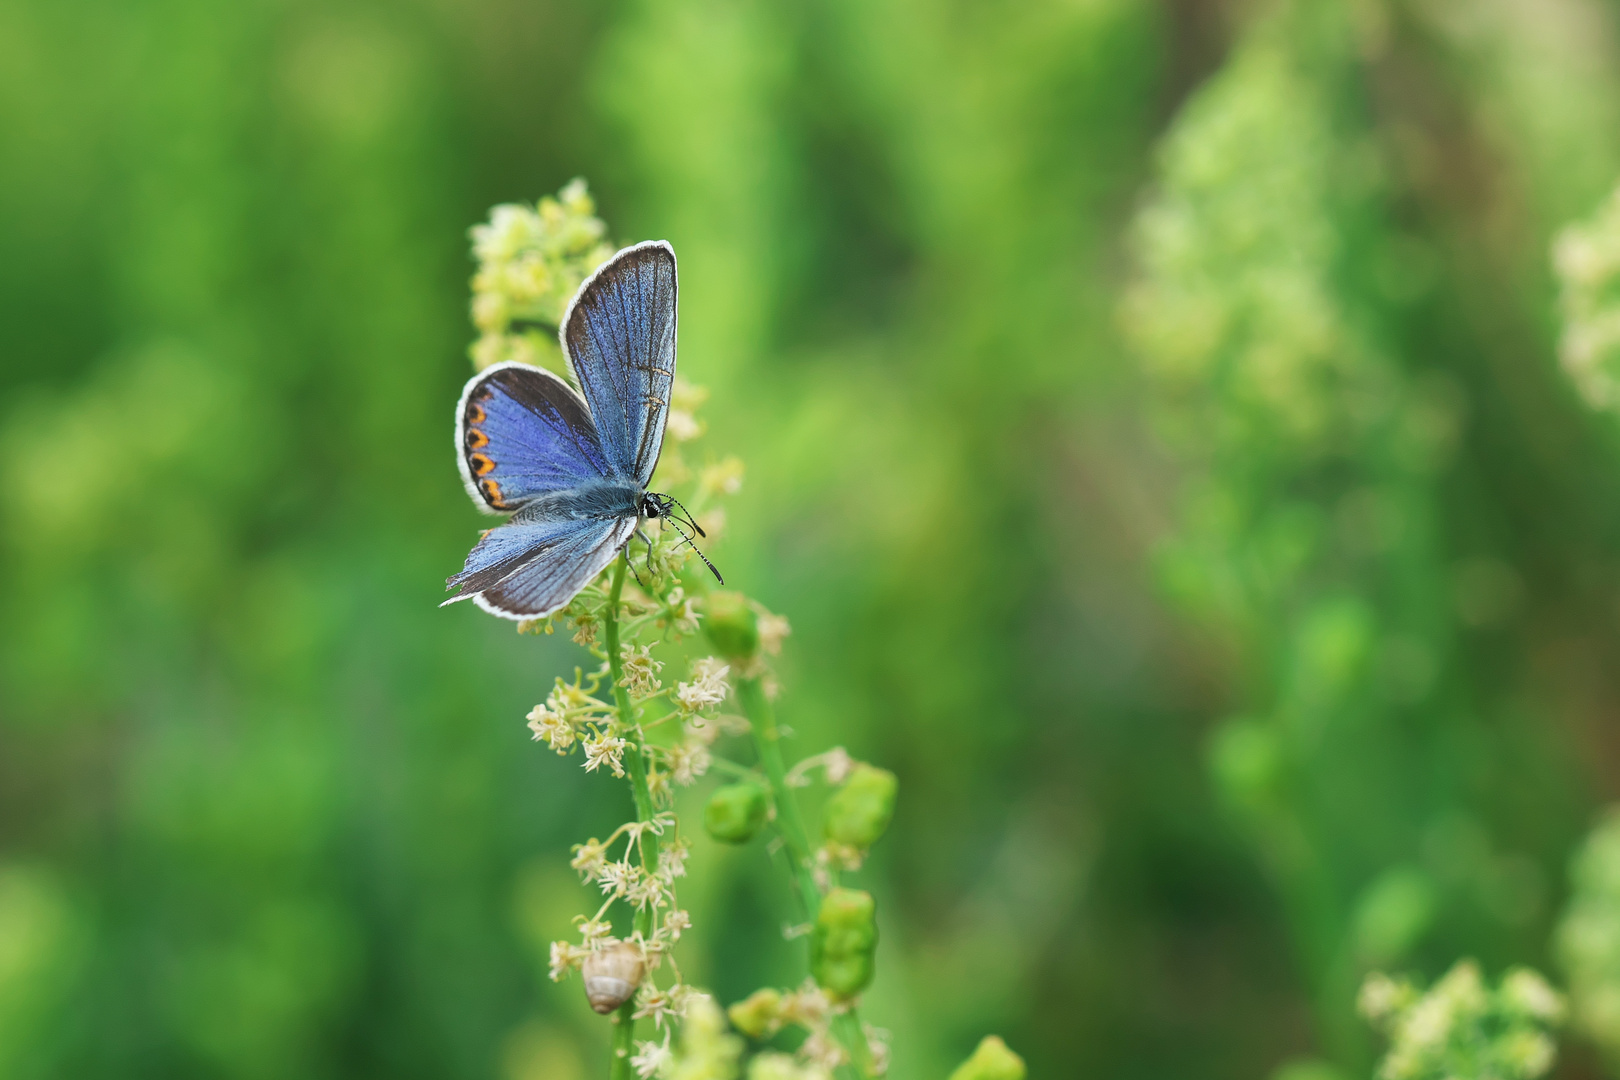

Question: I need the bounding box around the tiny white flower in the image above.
[634,984,680,1030]
[570,838,608,879]
[597,861,637,898]
[668,593,700,637]
[676,657,730,712]
[757,612,791,655]
[780,980,831,1027]
[666,741,712,786]
[620,645,664,696]
[582,731,628,777]
[657,842,689,882]
[548,940,584,982]
[630,1031,672,1078]
[549,679,596,711]
[627,872,668,910]
[575,917,614,945]
[526,704,576,752]
[662,909,691,941]
[863,1023,891,1077]
[666,408,704,442]
[822,746,853,784]
[698,457,744,498]
[571,618,599,647]
[801,1030,849,1071]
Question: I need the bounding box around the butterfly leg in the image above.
[635,526,657,580]
[626,547,649,591]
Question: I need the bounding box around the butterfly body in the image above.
[443,241,699,620]
[517,478,649,522]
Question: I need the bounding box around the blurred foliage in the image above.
[1559,808,1620,1064]
[9,1,1620,1079]
[1359,962,1565,1080]
[1556,184,1620,414]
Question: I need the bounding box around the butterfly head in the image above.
[640,492,677,521]
[637,491,723,585]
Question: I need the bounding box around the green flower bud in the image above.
[726,987,783,1039]
[810,888,877,999]
[823,764,898,849]
[703,783,769,844]
[703,591,759,659]
[948,1036,1027,1080]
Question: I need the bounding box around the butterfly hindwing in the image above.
[457,362,613,514]
[445,512,637,619]
[562,241,677,487]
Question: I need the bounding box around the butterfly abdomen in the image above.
[513,479,644,523]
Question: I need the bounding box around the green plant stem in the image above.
[737,676,820,911]
[737,675,871,1078]
[604,555,660,1080]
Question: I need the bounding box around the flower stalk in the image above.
[604,555,661,1080]
[736,675,871,1078]
[737,676,820,915]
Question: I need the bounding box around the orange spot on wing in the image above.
[466,428,488,450]
[467,402,487,425]
[480,478,506,508]
[469,452,495,477]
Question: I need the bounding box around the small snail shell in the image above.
[583,942,645,1014]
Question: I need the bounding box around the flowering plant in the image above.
[458,182,1021,1080]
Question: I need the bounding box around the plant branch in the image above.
[737,675,871,1077]
[605,554,660,1080]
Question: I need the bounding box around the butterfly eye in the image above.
[469,453,495,477]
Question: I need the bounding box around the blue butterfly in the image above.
[444,240,717,619]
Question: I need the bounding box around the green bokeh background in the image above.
[6,1,1620,1078]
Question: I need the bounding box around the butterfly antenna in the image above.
[662,516,724,585]
[662,494,706,538]
[690,542,723,585]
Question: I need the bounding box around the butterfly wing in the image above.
[561,241,677,487]
[444,510,637,619]
[457,361,614,514]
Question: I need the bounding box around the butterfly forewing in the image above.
[562,241,677,487]
[456,362,612,513]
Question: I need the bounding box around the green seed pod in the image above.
[703,591,759,659]
[810,887,877,999]
[703,783,769,844]
[726,987,783,1039]
[823,764,898,849]
[947,1036,1027,1080]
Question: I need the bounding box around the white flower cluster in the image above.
[550,814,692,986]
[640,657,736,808]
[676,656,730,712]
[620,644,664,697]
[660,586,701,638]
[1360,961,1565,1080]
[1555,185,1620,413]
[1556,805,1620,1062]
[525,668,614,756]
[467,178,615,371]
[634,993,742,1079]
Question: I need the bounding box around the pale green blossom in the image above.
[1360,960,1565,1080]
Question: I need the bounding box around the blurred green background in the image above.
[10,0,1620,1078]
